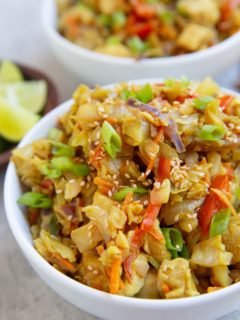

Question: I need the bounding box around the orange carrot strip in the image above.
[110,258,122,294]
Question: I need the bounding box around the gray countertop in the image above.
[0,0,240,319]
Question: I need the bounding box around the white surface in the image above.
[43,0,240,85]
[4,84,240,320]
[0,0,240,320]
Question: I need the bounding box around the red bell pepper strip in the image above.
[141,157,171,232]
[219,95,235,114]
[124,228,144,281]
[198,175,231,236]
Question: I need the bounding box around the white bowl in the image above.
[4,80,240,320]
[42,0,240,85]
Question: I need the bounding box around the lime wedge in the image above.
[0,97,40,142]
[0,80,47,114]
[0,60,24,83]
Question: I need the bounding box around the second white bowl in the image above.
[42,0,240,85]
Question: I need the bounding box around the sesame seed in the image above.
[87,266,93,271]
[98,106,104,113]
[87,224,93,230]
[174,215,179,222]
[131,184,137,188]
[89,150,95,156]
[108,190,113,197]
[80,181,86,187]
[88,231,92,238]
[56,189,63,194]
[67,215,73,221]
[113,174,117,180]
[93,121,100,126]
[94,141,100,146]
[187,223,192,231]
[154,182,161,189]
[143,200,149,206]
[86,183,90,189]
[102,114,108,118]
[146,169,151,176]
[69,179,75,184]
[125,173,130,179]
[96,156,102,160]
[87,175,91,182]
[93,270,99,275]
[126,160,130,166]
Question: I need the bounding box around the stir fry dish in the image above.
[56,0,240,58]
[13,78,240,299]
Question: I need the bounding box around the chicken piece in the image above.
[143,220,171,262]
[120,254,149,297]
[79,251,109,292]
[191,236,233,267]
[177,23,215,51]
[223,215,240,264]
[157,258,199,298]
[137,270,160,299]
[178,0,220,26]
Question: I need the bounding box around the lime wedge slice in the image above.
[0,97,40,142]
[0,80,47,114]
[0,60,24,83]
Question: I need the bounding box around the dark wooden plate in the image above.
[0,62,59,167]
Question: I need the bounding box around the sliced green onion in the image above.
[18,192,52,208]
[120,89,136,101]
[209,208,231,238]
[179,244,190,260]
[162,228,184,253]
[164,77,190,87]
[193,96,214,111]
[199,124,225,141]
[127,36,148,54]
[72,163,90,177]
[98,14,111,27]
[48,215,60,236]
[136,84,153,103]
[170,250,179,259]
[51,141,75,157]
[236,188,240,200]
[106,36,121,45]
[159,10,175,24]
[113,186,148,201]
[41,163,62,179]
[112,11,126,28]
[100,121,122,159]
[51,156,89,176]
[51,156,73,171]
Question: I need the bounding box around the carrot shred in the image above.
[149,226,164,241]
[162,283,170,294]
[51,253,76,273]
[211,188,237,216]
[122,191,133,212]
[110,258,122,294]
[207,286,222,293]
[94,177,115,189]
[106,117,118,125]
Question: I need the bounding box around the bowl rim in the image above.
[42,0,240,66]
[4,79,240,308]
[0,61,59,167]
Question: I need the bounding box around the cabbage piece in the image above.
[211,265,232,287]
[222,215,240,264]
[157,258,199,298]
[83,192,127,240]
[144,220,171,262]
[99,245,122,267]
[122,118,149,146]
[191,236,233,267]
[137,270,159,299]
[35,229,76,262]
[120,254,149,297]
[71,222,102,253]
[79,251,109,292]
